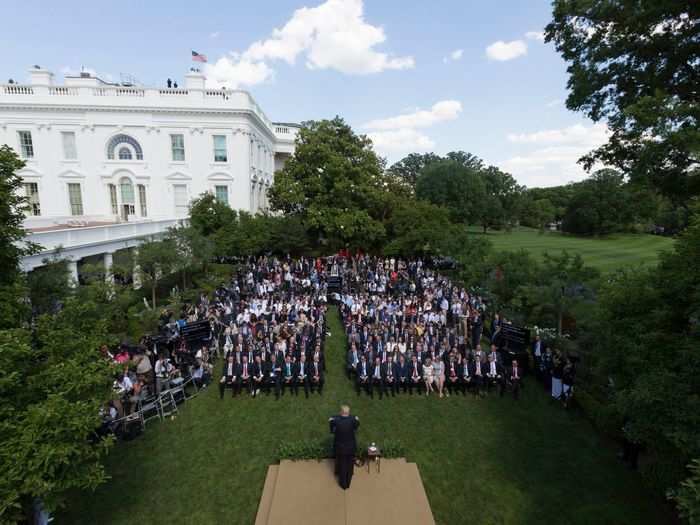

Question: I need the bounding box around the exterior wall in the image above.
[0,70,300,270]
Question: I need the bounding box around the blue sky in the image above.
[1,0,608,188]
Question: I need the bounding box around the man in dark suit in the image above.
[265,354,282,399]
[370,356,383,399]
[356,355,370,397]
[486,354,505,395]
[506,359,523,400]
[219,355,237,399]
[347,344,360,380]
[329,405,360,490]
[395,354,409,394]
[408,355,423,395]
[382,358,398,397]
[294,353,310,398]
[281,354,296,396]
[237,355,253,396]
[310,354,324,395]
[445,354,461,396]
[252,355,265,397]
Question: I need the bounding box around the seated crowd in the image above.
[99,256,331,437]
[216,256,329,400]
[340,256,525,399]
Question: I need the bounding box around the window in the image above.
[108,184,118,215]
[138,184,147,217]
[173,184,188,217]
[106,134,143,160]
[118,147,132,160]
[215,185,229,206]
[61,131,77,159]
[24,182,40,216]
[18,131,34,158]
[67,183,83,216]
[170,134,185,161]
[119,178,135,220]
[213,135,227,162]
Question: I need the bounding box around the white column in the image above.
[103,252,114,284]
[67,260,79,287]
[132,248,142,290]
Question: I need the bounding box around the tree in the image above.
[545,2,700,205]
[415,159,487,225]
[514,251,599,335]
[133,238,175,309]
[0,299,114,522]
[384,200,455,257]
[521,197,557,230]
[480,166,524,232]
[386,152,441,190]
[189,192,237,237]
[0,145,39,329]
[561,169,633,235]
[269,117,389,251]
[26,255,72,317]
[169,225,215,290]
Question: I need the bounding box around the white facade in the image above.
[0,67,300,272]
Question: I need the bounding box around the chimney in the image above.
[29,67,54,86]
[185,71,206,90]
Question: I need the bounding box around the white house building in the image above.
[0,67,299,280]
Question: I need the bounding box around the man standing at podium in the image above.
[329,405,360,489]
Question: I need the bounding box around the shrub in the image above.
[274,438,407,461]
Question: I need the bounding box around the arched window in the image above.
[118,147,132,160]
[107,134,143,160]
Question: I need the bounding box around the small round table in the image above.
[367,446,381,473]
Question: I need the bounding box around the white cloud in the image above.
[366,128,435,154]
[204,57,274,89]
[443,48,464,63]
[364,100,462,130]
[545,99,562,108]
[525,31,545,42]
[205,0,413,88]
[499,123,610,187]
[364,100,462,160]
[486,40,527,61]
[507,123,609,146]
[210,31,220,39]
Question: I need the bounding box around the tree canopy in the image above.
[545,1,700,204]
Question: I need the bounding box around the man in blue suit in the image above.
[329,405,360,489]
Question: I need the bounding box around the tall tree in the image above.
[562,169,634,235]
[386,152,442,190]
[546,2,700,205]
[480,166,524,232]
[133,238,175,309]
[415,159,487,225]
[269,117,389,251]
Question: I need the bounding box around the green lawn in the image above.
[470,227,674,273]
[59,309,673,525]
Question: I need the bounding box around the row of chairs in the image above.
[108,376,201,438]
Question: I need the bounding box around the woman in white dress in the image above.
[433,355,446,398]
[423,358,435,396]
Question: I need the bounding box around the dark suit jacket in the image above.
[408,361,423,380]
[395,362,409,380]
[294,361,309,380]
[310,361,323,380]
[330,415,360,455]
[381,362,397,381]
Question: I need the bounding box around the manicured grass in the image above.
[469,227,674,273]
[59,309,672,525]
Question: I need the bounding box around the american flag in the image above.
[192,50,207,63]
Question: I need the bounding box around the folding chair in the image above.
[138,395,162,427]
[182,376,200,400]
[159,390,178,418]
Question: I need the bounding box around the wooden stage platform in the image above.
[255,458,435,525]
